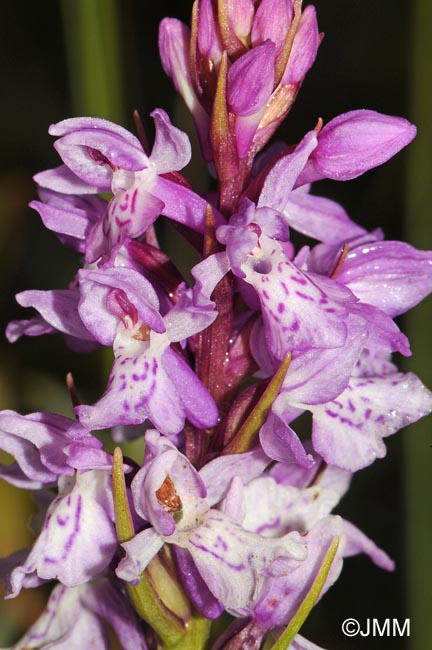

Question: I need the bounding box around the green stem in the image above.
[60,0,126,120]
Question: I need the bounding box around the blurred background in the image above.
[0,0,431,648]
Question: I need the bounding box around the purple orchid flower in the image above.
[34,110,218,263]
[2,578,147,650]
[116,430,306,612]
[2,469,117,598]
[0,410,111,489]
[74,263,220,436]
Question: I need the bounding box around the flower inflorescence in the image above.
[1,2,431,649]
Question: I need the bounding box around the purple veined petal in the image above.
[258,130,318,211]
[172,546,224,619]
[149,108,191,174]
[280,189,366,243]
[161,346,219,429]
[6,315,55,343]
[85,185,164,264]
[30,190,105,252]
[14,289,95,341]
[251,0,294,53]
[34,164,105,195]
[49,116,143,148]
[282,5,320,84]
[300,110,417,183]
[259,412,314,468]
[8,470,117,595]
[2,583,107,644]
[240,476,343,538]
[0,427,60,486]
[181,510,306,610]
[199,447,270,507]
[81,578,149,650]
[336,240,432,317]
[343,519,394,571]
[116,528,164,584]
[311,372,432,471]
[251,516,344,631]
[78,266,164,345]
[152,175,224,233]
[227,40,276,117]
[279,313,367,405]
[53,129,148,188]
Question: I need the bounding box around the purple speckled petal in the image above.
[240,476,342,537]
[244,241,355,358]
[3,583,107,644]
[76,343,185,435]
[279,313,367,405]
[7,470,117,596]
[149,108,191,173]
[311,373,432,471]
[85,185,164,263]
[14,289,95,341]
[161,347,219,429]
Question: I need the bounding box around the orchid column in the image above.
[1,2,431,650]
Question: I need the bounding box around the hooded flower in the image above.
[34,110,219,263]
[116,430,306,611]
[74,262,221,436]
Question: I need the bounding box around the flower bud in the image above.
[306,109,417,181]
[251,0,294,54]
